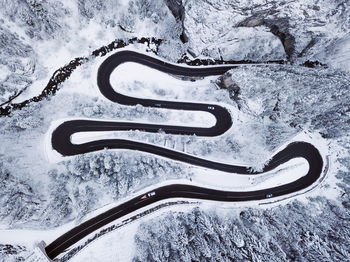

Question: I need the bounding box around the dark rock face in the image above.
[164,0,188,43]
[216,72,242,109]
[263,19,295,60]
[238,17,296,59]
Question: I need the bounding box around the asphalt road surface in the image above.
[46,51,324,259]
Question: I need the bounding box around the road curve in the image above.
[47,51,324,259]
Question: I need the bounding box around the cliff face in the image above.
[179,0,349,67]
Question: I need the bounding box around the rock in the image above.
[180,0,350,62]
[313,33,350,73]
[185,22,286,61]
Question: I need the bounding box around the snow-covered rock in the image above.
[186,25,286,61]
[181,0,350,63]
[314,33,350,72]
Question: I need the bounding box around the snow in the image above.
[7,3,123,104]
[0,64,10,82]
[0,223,74,247]
[192,158,308,192]
[182,0,350,62]
[68,222,139,262]
[1,1,349,262]
[57,46,280,107]
[183,2,287,61]
[55,197,199,262]
[9,37,85,103]
[110,61,218,101]
[191,131,330,196]
[44,48,260,166]
[69,112,215,144]
[1,128,330,260]
[32,242,53,262]
[33,130,330,260]
[0,162,297,253]
[37,55,340,261]
[315,33,350,72]
[43,49,330,197]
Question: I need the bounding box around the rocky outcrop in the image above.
[216,72,243,109]
[164,0,188,43]
[182,1,286,61]
[179,0,350,64]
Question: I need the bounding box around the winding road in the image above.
[46,50,324,259]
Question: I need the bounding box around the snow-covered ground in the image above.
[25,39,341,259]
[20,127,328,261]
[2,42,343,261]
[0,127,331,261]
[2,0,180,105]
[68,222,139,262]
[1,1,349,261]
